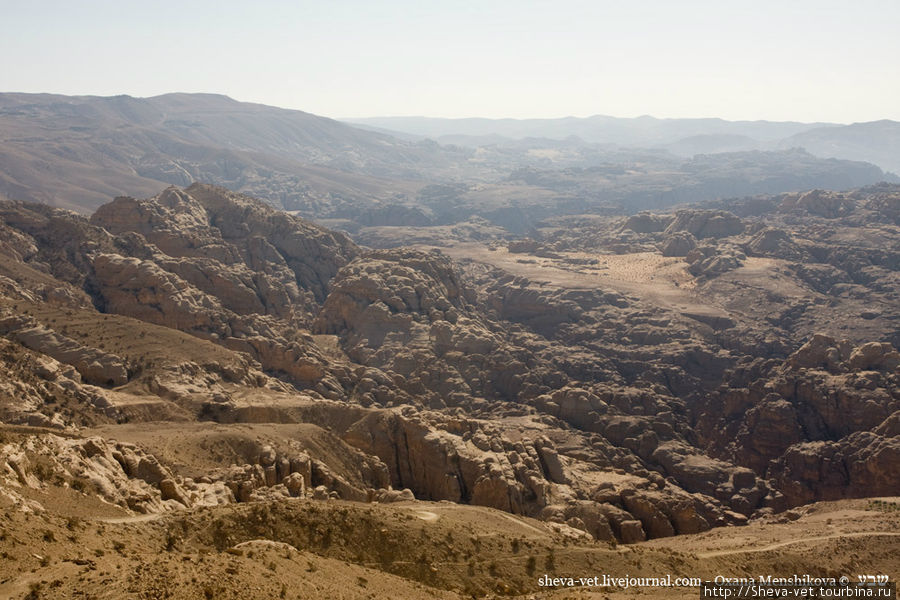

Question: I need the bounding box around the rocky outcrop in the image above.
[849,342,900,371]
[341,411,549,513]
[0,315,128,386]
[621,213,673,234]
[92,184,358,306]
[659,231,697,257]
[333,406,749,543]
[696,334,900,505]
[92,253,232,334]
[0,334,123,428]
[650,441,766,513]
[89,252,346,390]
[745,228,803,261]
[314,248,471,341]
[787,334,855,372]
[780,189,856,219]
[769,432,900,506]
[0,435,193,513]
[686,244,745,278]
[665,210,744,239]
[311,248,553,405]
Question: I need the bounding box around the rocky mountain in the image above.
[0,182,897,597]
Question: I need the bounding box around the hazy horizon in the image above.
[3,0,900,123]
[0,89,875,126]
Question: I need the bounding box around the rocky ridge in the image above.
[0,183,897,550]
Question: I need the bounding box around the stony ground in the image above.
[0,489,896,599]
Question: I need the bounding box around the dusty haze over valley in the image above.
[1,2,898,599]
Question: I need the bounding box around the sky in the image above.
[3,0,899,123]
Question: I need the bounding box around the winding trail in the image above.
[96,513,165,524]
[698,531,900,558]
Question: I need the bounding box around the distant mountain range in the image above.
[346,115,900,175]
[0,93,896,225]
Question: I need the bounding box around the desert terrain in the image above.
[0,178,896,598]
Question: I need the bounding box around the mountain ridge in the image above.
[346,114,900,175]
[0,92,896,228]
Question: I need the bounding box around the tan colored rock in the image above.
[788,334,852,371]
[621,491,675,538]
[0,317,128,386]
[781,189,856,218]
[282,473,306,497]
[621,213,673,234]
[0,434,184,514]
[375,488,416,503]
[561,501,615,542]
[665,209,744,239]
[618,520,646,543]
[849,342,899,371]
[769,433,900,506]
[745,228,802,260]
[659,231,697,257]
[159,478,191,507]
[535,444,568,485]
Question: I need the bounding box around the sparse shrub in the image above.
[525,555,536,576]
[31,459,54,481]
[25,582,42,600]
[210,519,231,550]
[165,531,178,552]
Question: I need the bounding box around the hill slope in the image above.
[0,93,457,212]
[780,120,900,175]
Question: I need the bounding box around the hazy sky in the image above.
[3,0,899,122]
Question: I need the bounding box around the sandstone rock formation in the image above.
[1,183,897,548]
[665,209,744,239]
[0,315,128,387]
